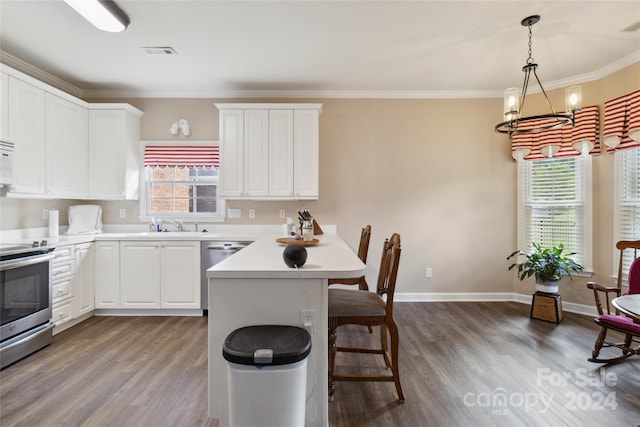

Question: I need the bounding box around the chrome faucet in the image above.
[162,218,184,231]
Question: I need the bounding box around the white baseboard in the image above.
[94,309,204,317]
[395,292,598,317]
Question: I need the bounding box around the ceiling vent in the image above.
[141,47,177,55]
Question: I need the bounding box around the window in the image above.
[516,142,592,270]
[140,143,224,222]
[614,147,640,279]
[146,166,220,214]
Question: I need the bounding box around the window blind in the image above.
[520,156,585,265]
[604,89,640,152]
[143,145,219,168]
[618,147,640,276]
[511,105,600,160]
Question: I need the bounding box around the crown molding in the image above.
[81,88,503,99]
[0,50,84,98]
[2,49,639,100]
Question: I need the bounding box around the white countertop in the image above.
[0,224,338,246]
[207,232,365,279]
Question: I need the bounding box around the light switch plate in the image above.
[228,208,241,219]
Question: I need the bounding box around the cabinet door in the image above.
[244,109,269,197]
[95,241,120,308]
[88,109,126,198]
[0,72,8,141]
[46,93,88,197]
[269,110,294,197]
[88,108,141,200]
[8,77,46,194]
[293,109,320,198]
[219,109,244,197]
[120,242,161,308]
[161,241,200,308]
[74,243,94,317]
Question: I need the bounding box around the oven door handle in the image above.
[0,254,54,272]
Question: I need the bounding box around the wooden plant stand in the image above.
[530,291,563,323]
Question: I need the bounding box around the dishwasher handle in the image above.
[205,245,247,251]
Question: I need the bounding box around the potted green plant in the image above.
[507,242,584,294]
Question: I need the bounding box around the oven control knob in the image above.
[32,241,40,247]
[40,240,48,247]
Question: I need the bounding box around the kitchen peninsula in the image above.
[207,233,365,427]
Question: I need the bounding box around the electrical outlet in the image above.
[42,209,49,220]
[300,309,315,328]
[425,267,432,278]
[279,209,286,219]
[249,208,255,219]
[119,208,126,218]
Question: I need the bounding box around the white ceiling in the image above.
[1,0,639,98]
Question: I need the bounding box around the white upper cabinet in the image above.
[2,64,143,200]
[218,109,244,198]
[293,109,320,198]
[244,109,269,197]
[45,93,88,198]
[269,109,295,197]
[7,76,46,194]
[88,106,143,200]
[0,72,8,141]
[216,103,322,200]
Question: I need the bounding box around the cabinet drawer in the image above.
[52,299,73,326]
[52,245,74,263]
[52,277,72,303]
[52,258,75,280]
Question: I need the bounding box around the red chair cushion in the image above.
[629,257,640,295]
[598,314,640,334]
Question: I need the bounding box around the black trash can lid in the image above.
[223,325,312,366]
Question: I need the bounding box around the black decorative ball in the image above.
[283,244,307,268]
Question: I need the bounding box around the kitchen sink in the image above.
[129,231,207,238]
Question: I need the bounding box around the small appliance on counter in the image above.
[66,205,103,235]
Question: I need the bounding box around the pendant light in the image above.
[495,15,581,138]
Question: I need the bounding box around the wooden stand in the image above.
[530,292,563,323]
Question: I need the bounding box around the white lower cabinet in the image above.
[95,241,121,308]
[161,242,201,309]
[51,243,94,327]
[74,243,94,317]
[120,241,161,308]
[119,241,200,309]
[51,245,75,326]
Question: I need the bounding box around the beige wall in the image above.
[2,62,639,302]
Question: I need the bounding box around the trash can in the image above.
[223,325,312,427]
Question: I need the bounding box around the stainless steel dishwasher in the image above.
[200,241,252,313]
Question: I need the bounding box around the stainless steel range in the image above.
[0,241,54,369]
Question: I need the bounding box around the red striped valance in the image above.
[511,105,600,160]
[603,89,640,152]
[143,145,219,168]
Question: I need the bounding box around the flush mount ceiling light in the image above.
[64,0,130,32]
[495,15,581,138]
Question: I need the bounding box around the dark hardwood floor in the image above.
[1,302,639,426]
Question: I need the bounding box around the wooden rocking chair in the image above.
[587,240,640,363]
